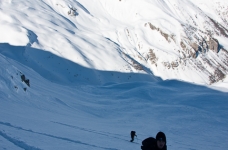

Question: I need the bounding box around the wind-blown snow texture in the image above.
[0,0,228,150]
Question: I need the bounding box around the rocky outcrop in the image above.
[145,23,172,43]
[209,68,226,84]
[143,20,228,84]
[208,38,219,53]
[148,49,157,66]
[190,42,198,50]
[209,17,228,38]
[163,61,179,69]
[122,52,144,71]
[146,22,221,56]
[132,61,143,70]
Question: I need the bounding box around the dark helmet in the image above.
[156,131,166,143]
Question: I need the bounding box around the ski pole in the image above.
[136,136,139,142]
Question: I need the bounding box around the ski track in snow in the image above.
[0,130,41,150]
[0,122,119,150]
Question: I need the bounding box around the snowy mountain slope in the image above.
[1,1,228,149]
[0,43,160,86]
[1,51,228,150]
[1,0,228,88]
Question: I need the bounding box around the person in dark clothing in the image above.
[141,131,167,150]
[155,132,166,150]
[130,131,137,142]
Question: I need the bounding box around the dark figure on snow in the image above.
[141,131,167,150]
[130,131,137,142]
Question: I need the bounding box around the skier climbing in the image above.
[141,131,167,150]
[130,131,137,142]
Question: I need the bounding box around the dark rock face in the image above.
[21,74,30,87]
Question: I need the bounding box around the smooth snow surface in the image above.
[0,0,228,150]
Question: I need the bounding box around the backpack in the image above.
[141,137,156,150]
[131,131,136,136]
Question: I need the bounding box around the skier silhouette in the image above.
[130,131,137,142]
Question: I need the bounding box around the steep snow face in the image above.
[0,0,228,88]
